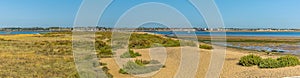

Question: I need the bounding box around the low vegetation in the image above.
[119,68,128,74]
[120,50,141,58]
[0,31,197,77]
[135,59,150,66]
[0,32,77,77]
[259,58,280,68]
[95,40,113,58]
[119,61,161,75]
[129,33,180,49]
[41,32,70,37]
[34,40,72,55]
[102,66,113,78]
[239,54,300,68]
[0,38,14,41]
[199,44,213,50]
[0,32,116,77]
[277,55,300,67]
[239,54,262,66]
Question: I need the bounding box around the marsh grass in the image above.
[134,59,150,66]
[199,44,213,50]
[120,50,141,58]
[0,31,179,77]
[239,54,300,68]
[95,40,113,58]
[0,32,78,77]
[119,61,161,75]
[129,33,180,49]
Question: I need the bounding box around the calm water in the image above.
[150,31,300,54]
[150,31,300,37]
[0,31,46,34]
[1,31,300,37]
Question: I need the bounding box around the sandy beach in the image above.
[101,46,300,78]
[95,32,300,78]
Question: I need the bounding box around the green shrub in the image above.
[120,50,141,58]
[259,58,280,68]
[106,73,113,78]
[240,55,300,68]
[129,33,180,49]
[129,39,151,49]
[119,69,128,74]
[162,39,180,47]
[277,55,300,67]
[239,54,262,66]
[135,59,150,66]
[102,66,110,74]
[95,40,113,58]
[120,61,161,74]
[102,66,113,78]
[199,44,213,50]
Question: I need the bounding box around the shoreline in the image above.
[205,31,300,32]
[1,32,300,77]
[1,31,300,38]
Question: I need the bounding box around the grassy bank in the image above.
[0,32,77,77]
[0,31,182,77]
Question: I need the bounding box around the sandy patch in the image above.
[101,46,300,78]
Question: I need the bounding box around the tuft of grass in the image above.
[119,61,161,74]
[119,68,128,74]
[199,44,213,50]
[120,50,141,58]
[134,59,150,66]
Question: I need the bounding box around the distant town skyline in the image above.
[1,0,300,29]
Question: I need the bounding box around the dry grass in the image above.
[0,33,78,77]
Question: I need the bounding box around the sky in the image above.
[1,0,300,29]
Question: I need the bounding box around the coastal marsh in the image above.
[0,31,181,77]
[1,32,300,77]
[198,36,300,54]
[0,33,77,77]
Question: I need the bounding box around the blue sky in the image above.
[1,0,300,28]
